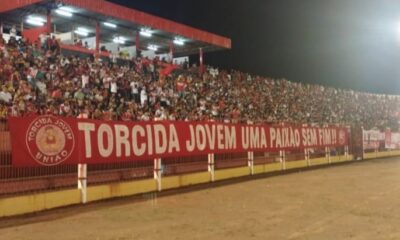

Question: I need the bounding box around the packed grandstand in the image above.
[0,33,399,131]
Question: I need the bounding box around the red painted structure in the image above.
[56,0,231,49]
[0,0,231,49]
[0,0,42,13]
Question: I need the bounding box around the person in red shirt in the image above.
[52,88,62,100]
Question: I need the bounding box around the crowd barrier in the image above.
[0,121,397,218]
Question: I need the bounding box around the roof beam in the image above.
[58,0,231,49]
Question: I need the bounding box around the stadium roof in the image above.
[0,0,231,57]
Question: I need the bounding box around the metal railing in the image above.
[0,121,356,198]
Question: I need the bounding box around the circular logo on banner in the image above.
[338,130,346,145]
[26,116,75,166]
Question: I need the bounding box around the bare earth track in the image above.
[1,158,400,240]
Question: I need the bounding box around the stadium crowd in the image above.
[1,34,400,130]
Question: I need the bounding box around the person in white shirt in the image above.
[130,81,139,103]
[110,79,118,94]
[82,73,89,88]
[140,88,148,107]
[0,87,12,103]
[10,25,17,38]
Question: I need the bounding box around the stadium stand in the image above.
[0,1,398,218]
[0,33,399,131]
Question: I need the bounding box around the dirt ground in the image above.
[1,158,400,240]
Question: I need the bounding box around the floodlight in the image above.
[140,29,152,37]
[104,22,117,28]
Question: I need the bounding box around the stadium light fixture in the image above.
[77,27,89,33]
[140,29,152,37]
[173,38,185,46]
[26,16,46,26]
[74,30,88,37]
[74,27,90,37]
[148,44,158,51]
[56,9,73,17]
[104,22,117,29]
[113,36,126,44]
[55,6,73,17]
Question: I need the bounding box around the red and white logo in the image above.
[26,116,75,166]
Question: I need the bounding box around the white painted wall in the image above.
[119,46,136,58]
[2,33,21,42]
[81,36,96,49]
[56,32,74,44]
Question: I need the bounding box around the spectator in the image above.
[0,33,399,133]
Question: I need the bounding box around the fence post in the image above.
[305,148,310,167]
[78,164,87,204]
[248,151,254,175]
[361,126,365,160]
[280,150,286,170]
[208,153,215,182]
[154,158,162,191]
[326,147,331,164]
[345,145,349,161]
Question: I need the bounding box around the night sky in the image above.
[110,0,400,94]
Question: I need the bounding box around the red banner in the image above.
[9,116,349,167]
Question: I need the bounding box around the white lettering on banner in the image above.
[270,127,301,148]
[12,116,354,167]
[132,125,146,156]
[54,120,74,140]
[196,125,207,151]
[294,129,301,147]
[269,127,276,149]
[154,124,167,154]
[78,123,95,158]
[186,125,195,152]
[27,117,53,141]
[276,128,282,148]
[302,128,318,147]
[242,126,250,149]
[98,124,114,157]
[74,121,346,161]
[250,127,260,148]
[333,130,337,144]
[78,123,183,159]
[217,125,224,149]
[318,129,337,146]
[146,125,153,155]
[35,150,68,164]
[205,125,216,150]
[260,127,268,148]
[115,125,130,157]
[186,124,238,152]
[168,125,180,153]
[225,126,236,149]
[243,126,265,150]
